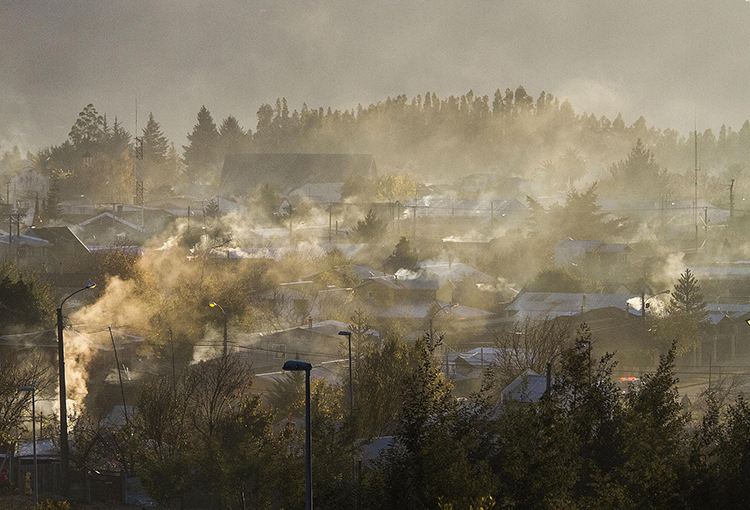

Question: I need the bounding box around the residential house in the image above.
[403,197,528,220]
[501,369,549,403]
[229,320,376,374]
[75,213,145,246]
[555,237,632,267]
[220,153,377,197]
[0,232,50,269]
[24,226,92,273]
[503,292,639,321]
[289,182,344,205]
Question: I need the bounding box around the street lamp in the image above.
[283,360,313,510]
[57,282,95,496]
[18,386,37,506]
[337,331,355,493]
[208,302,228,356]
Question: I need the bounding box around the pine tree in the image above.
[669,268,707,321]
[44,179,62,220]
[385,237,418,272]
[106,117,131,156]
[607,139,668,200]
[354,208,386,241]
[204,198,221,218]
[142,113,169,166]
[218,116,247,155]
[182,106,220,185]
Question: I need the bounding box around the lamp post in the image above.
[57,282,95,496]
[19,386,37,506]
[337,330,356,495]
[283,360,313,510]
[208,302,228,356]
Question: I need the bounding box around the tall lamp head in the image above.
[283,360,313,372]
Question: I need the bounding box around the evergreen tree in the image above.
[204,198,221,218]
[353,208,386,241]
[183,106,221,185]
[44,179,62,220]
[218,115,247,155]
[142,112,169,166]
[106,117,131,156]
[385,237,418,272]
[669,268,708,322]
[606,139,669,200]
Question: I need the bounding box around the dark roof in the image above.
[220,153,376,196]
[24,226,90,254]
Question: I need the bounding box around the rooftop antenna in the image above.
[134,99,144,229]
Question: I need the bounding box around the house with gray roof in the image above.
[555,237,632,267]
[501,369,550,403]
[504,292,639,320]
[220,153,376,197]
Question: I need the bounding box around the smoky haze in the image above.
[2,0,750,151]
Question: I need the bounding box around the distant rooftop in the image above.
[221,153,376,196]
[505,292,639,320]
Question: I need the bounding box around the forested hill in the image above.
[248,87,750,182]
[7,86,750,203]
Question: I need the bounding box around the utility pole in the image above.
[328,204,332,243]
[729,179,735,222]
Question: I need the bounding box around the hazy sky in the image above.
[2,0,750,152]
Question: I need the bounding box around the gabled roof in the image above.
[501,369,550,403]
[705,303,750,325]
[289,182,344,204]
[221,153,376,196]
[78,212,143,232]
[24,226,90,254]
